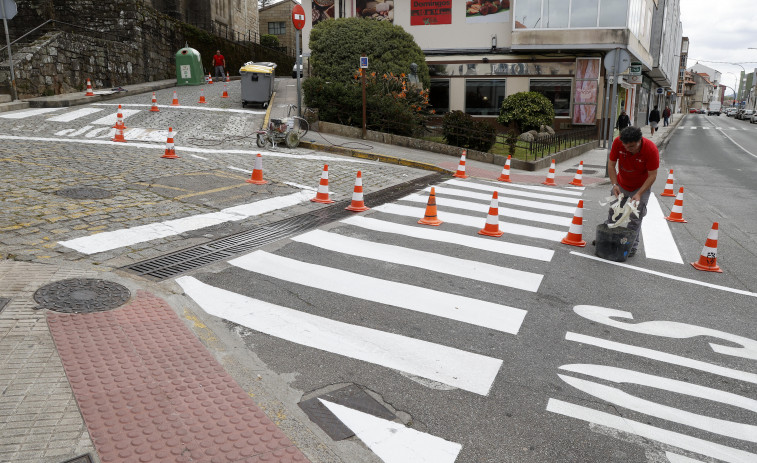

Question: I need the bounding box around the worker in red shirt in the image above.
[212,50,226,79]
[605,126,659,257]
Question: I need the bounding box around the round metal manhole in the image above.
[33,279,131,313]
[56,187,114,200]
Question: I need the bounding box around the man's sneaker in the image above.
[628,248,636,257]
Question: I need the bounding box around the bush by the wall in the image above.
[442,111,497,152]
[260,34,280,48]
[497,91,555,133]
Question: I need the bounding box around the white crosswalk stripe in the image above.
[89,109,141,125]
[0,108,62,119]
[47,107,104,122]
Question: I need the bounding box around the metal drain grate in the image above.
[123,173,444,280]
[0,297,9,314]
[58,454,93,463]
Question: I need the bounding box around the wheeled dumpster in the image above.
[239,62,277,108]
[175,47,205,86]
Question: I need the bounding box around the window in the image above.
[514,0,629,29]
[570,0,599,27]
[465,79,506,116]
[530,79,572,116]
[429,80,450,114]
[268,21,286,35]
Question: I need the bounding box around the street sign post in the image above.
[1,0,17,101]
[292,4,305,117]
[361,54,367,138]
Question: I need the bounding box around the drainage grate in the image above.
[58,454,93,463]
[0,297,9,313]
[33,279,131,313]
[123,173,444,281]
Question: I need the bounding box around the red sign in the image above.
[292,4,306,30]
[410,0,452,26]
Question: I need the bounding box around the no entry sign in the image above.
[292,4,306,30]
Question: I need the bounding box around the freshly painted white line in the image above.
[59,191,313,254]
[445,179,581,204]
[402,192,572,227]
[565,332,757,384]
[90,109,142,125]
[641,194,683,263]
[546,399,756,463]
[283,181,317,191]
[341,216,554,262]
[319,399,462,463]
[189,154,207,160]
[229,250,528,333]
[0,135,371,163]
[47,107,104,122]
[479,179,584,196]
[569,251,757,298]
[0,107,61,119]
[374,203,566,242]
[423,186,576,214]
[666,452,706,463]
[92,102,267,114]
[292,229,543,292]
[175,276,503,395]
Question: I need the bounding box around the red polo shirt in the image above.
[609,137,660,191]
[213,54,225,67]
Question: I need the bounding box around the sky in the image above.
[680,0,757,96]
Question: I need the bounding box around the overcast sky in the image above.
[680,0,757,95]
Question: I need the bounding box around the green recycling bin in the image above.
[175,47,205,86]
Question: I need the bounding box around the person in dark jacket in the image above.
[648,105,661,135]
[616,110,630,131]
[663,106,671,127]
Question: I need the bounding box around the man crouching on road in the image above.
[606,126,659,257]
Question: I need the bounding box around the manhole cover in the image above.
[33,279,130,313]
[564,168,598,174]
[56,187,114,200]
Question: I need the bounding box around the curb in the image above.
[23,81,178,108]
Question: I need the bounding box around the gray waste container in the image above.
[239,62,277,108]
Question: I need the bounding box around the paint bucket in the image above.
[595,224,635,262]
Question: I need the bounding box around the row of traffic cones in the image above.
[85,74,230,97]
[146,86,230,111]
[452,151,585,187]
[206,73,231,84]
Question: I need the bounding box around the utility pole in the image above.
[1,0,18,101]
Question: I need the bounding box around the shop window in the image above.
[268,21,286,35]
[530,79,572,117]
[465,79,506,116]
[429,80,450,114]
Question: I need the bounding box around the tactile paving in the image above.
[48,290,310,463]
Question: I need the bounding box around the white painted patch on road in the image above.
[641,194,684,263]
[92,102,267,114]
[374,203,566,242]
[569,251,757,298]
[47,107,104,122]
[0,108,61,119]
[478,178,584,196]
[59,191,313,254]
[445,179,581,204]
[319,399,462,463]
[341,216,554,262]
[89,109,142,126]
[292,229,543,292]
[666,452,706,463]
[229,250,528,333]
[424,186,576,214]
[546,399,757,463]
[175,276,503,395]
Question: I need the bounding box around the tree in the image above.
[497,91,555,133]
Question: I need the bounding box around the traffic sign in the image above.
[630,62,642,75]
[292,4,306,30]
[656,87,664,94]
[360,56,368,69]
[627,75,643,84]
[0,0,17,19]
[604,49,631,74]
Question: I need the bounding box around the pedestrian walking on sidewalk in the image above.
[212,50,226,79]
[616,110,630,131]
[605,126,659,257]
[648,105,660,135]
[663,106,671,127]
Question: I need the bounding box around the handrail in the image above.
[0,19,132,54]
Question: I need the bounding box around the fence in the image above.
[515,126,598,160]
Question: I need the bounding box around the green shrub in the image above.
[497,91,555,133]
[442,111,497,152]
[260,34,281,48]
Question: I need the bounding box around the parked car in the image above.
[698,109,706,114]
[725,108,737,117]
[743,109,756,122]
[735,109,745,119]
[751,112,757,124]
[689,108,698,113]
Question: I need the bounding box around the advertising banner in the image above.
[466,0,510,24]
[411,0,452,26]
[573,57,600,125]
[312,0,334,25]
[356,0,394,22]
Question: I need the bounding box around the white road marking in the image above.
[565,332,757,384]
[424,186,576,214]
[0,108,61,119]
[92,102,267,114]
[374,203,566,242]
[716,126,757,160]
[319,399,462,463]
[445,179,581,204]
[47,107,104,122]
[546,399,756,463]
[341,216,554,262]
[58,191,313,254]
[90,109,142,125]
[292,229,543,292]
[402,192,572,226]
[569,251,757,298]
[478,178,584,195]
[175,276,503,395]
[666,452,706,463]
[229,250,528,333]
[641,194,683,263]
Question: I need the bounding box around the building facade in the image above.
[259,0,299,56]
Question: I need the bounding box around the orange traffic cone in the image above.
[478,191,504,237]
[561,200,587,247]
[150,92,160,112]
[111,126,126,143]
[691,222,722,273]
[85,78,94,96]
[661,169,676,197]
[198,88,207,104]
[569,161,584,187]
[453,150,468,179]
[311,165,335,204]
[222,83,229,99]
[418,188,443,226]
[226,72,230,83]
[113,104,125,130]
[246,153,267,184]
[170,91,180,106]
[161,127,179,159]
[208,74,213,84]
[542,160,557,186]
[497,155,512,183]
[346,171,369,212]
[665,187,687,223]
